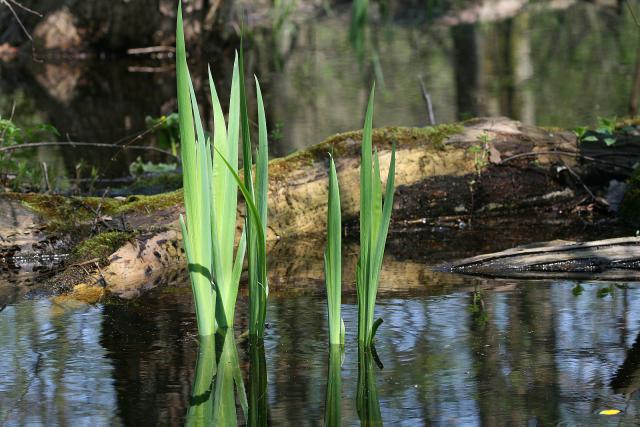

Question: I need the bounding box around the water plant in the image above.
[176,4,246,336]
[325,155,344,346]
[356,84,396,348]
[239,46,270,338]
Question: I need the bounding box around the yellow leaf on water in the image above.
[599,409,621,416]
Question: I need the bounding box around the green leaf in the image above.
[604,137,617,146]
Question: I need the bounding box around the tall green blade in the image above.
[177,3,215,337]
[254,77,269,334]
[325,155,342,346]
[371,144,396,292]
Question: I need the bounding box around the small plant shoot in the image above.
[325,154,344,346]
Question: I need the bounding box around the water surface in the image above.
[2,277,640,425]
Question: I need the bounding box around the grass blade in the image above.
[325,155,342,346]
[177,3,215,336]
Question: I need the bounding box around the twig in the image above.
[126,46,175,55]
[561,163,596,200]
[500,150,634,171]
[7,0,41,16]
[0,141,178,157]
[41,161,50,192]
[1,0,34,40]
[417,75,436,125]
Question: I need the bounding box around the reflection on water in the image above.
[2,279,640,424]
[185,329,246,427]
[1,1,638,181]
[0,300,118,426]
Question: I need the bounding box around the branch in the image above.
[0,141,178,158]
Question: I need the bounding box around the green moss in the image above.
[10,193,104,230]
[540,126,565,133]
[72,230,133,263]
[8,189,183,229]
[106,189,183,215]
[270,124,463,177]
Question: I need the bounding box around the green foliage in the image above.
[145,113,180,156]
[176,3,247,336]
[128,156,177,176]
[238,42,270,338]
[356,84,396,348]
[0,117,59,191]
[573,126,598,143]
[572,283,584,296]
[325,155,344,346]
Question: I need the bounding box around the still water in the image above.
[1,1,638,182]
[2,278,640,425]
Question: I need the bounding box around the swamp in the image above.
[3,0,640,425]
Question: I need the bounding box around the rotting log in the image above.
[442,236,640,280]
[2,117,608,299]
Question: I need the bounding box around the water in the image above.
[2,277,640,425]
[1,1,638,184]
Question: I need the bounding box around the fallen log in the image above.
[442,236,640,280]
[1,117,612,298]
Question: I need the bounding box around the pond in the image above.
[2,274,640,425]
[1,0,638,186]
[2,1,640,425]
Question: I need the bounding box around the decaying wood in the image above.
[2,117,607,298]
[443,236,640,280]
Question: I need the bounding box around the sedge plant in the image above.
[176,3,246,336]
[356,84,396,348]
[239,45,269,338]
[212,43,270,338]
[325,155,344,346]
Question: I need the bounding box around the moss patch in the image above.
[270,124,463,177]
[105,189,183,215]
[72,230,133,263]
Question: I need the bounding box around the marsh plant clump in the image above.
[356,85,396,349]
[176,3,269,337]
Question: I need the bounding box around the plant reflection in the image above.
[356,346,383,426]
[325,345,343,426]
[186,329,247,426]
[249,337,269,426]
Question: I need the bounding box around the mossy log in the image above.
[2,117,589,299]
